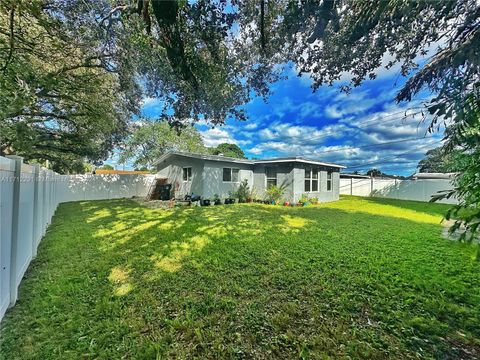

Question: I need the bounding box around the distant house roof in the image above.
[94,169,150,175]
[340,173,371,179]
[154,151,345,168]
[412,172,457,180]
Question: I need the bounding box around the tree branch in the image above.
[2,7,15,74]
[99,4,137,26]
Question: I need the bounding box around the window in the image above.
[223,168,239,182]
[304,168,319,192]
[266,167,277,188]
[183,167,192,181]
[327,171,332,191]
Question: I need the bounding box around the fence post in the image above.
[42,169,47,236]
[6,155,22,306]
[48,170,52,221]
[370,177,374,196]
[32,164,40,258]
[350,178,353,195]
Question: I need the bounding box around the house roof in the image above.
[253,156,346,168]
[153,151,345,168]
[340,173,371,179]
[94,169,150,175]
[154,151,255,165]
[412,172,457,180]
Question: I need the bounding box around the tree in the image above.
[0,1,278,172]
[98,164,114,170]
[366,169,382,177]
[99,0,280,127]
[417,147,466,173]
[211,143,246,159]
[118,121,207,168]
[134,166,149,172]
[0,1,136,173]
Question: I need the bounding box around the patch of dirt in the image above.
[131,197,176,209]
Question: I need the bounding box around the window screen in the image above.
[266,167,277,188]
[327,171,332,191]
[223,168,231,182]
[305,168,319,192]
[223,168,240,182]
[232,168,239,182]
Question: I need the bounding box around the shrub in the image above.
[232,179,250,203]
[265,185,284,204]
[248,186,257,202]
[298,193,309,205]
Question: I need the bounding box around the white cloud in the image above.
[200,127,251,148]
[245,100,444,175]
[244,123,258,130]
[141,97,158,107]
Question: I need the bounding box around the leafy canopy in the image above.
[118,121,207,168]
[0,0,138,172]
[210,143,246,159]
[417,147,468,173]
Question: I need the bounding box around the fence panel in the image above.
[57,174,154,203]
[0,155,155,322]
[15,163,35,296]
[340,178,457,204]
[0,157,15,319]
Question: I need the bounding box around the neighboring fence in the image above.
[57,173,154,203]
[0,155,154,322]
[339,177,458,204]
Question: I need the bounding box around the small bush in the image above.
[232,179,250,203]
[298,193,309,205]
[265,185,284,204]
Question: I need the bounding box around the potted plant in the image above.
[298,193,309,206]
[226,190,237,204]
[265,185,284,205]
[213,194,222,205]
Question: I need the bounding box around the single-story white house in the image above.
[153,151,345,203]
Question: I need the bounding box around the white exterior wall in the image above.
[156,155,204,198]
[292,165,340,203]
[339,178,458,204]
[202,160,253,199]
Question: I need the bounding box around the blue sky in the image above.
[108,62,443,176]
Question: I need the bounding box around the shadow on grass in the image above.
[1,198,479,360]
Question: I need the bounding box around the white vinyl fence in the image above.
[0,155,154,321]
[340,177,458,204]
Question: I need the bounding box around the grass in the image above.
[1,196,479,359]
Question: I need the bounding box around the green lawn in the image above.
[1,196,479,359]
